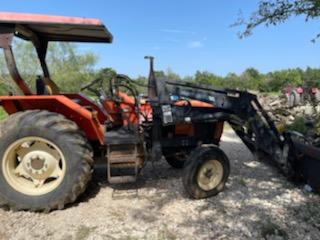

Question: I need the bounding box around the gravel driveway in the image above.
[0,130,319,240]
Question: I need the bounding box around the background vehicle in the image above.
[284,86,320,107]
[0,12,319,212]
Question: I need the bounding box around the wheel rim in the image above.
[197,159,223,191]
[2,137,66,196]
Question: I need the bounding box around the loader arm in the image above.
[153,80,286,168]
[149,78,320,190]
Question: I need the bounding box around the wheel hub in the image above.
[30,156,45,170]
[22,150,58,179]
[197,160,224,191]
[2,137,66,196]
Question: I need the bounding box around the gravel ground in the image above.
[0,130,320,240]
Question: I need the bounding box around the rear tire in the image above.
[0,110,93,211]
[288,91,300,107]
[182,146,230,199]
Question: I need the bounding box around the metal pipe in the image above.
[3,46,32,95]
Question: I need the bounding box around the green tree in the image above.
[262,68,303,92]
[154,69,181,80]
[194,71,224,87]
[134,76,148,94]
[182,75,194,82]
[0,39,98,95]
[166,68,181,80]
[97,67,117,80]
[303,67,320,87]
[47,42,98,92]
[154,70,166,79]
[237,0,320,41]
[240,68,262,90]
[224,72,241,89]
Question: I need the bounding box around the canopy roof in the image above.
[0,12,113,43]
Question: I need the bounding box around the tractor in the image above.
[0,12,226,211]
[0,12,319,212]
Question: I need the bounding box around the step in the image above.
[109,163,136,169]
[105,129,139,145]
[109,156,138,164]
[108,175,137,184]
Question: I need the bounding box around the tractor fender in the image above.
[0,95,105,144]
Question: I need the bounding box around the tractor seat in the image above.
[36,76,47,95]
[36,76,60,95]
[105,128,139,145]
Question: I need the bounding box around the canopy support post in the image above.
[0,30,32,95]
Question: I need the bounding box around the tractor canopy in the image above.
[0,12,113,43]
[0,12,113,95]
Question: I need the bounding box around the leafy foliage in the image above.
[192,67,318,92]
[0,107,7,120]
[0,39,98,95]
[284,116,310,134]
[0,38,320,96]
[237,0,320,41]
[47,43,98,92]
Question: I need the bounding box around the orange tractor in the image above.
[1,13,319,212]
[0,13,226,211]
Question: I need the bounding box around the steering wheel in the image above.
[80,78,103,92]
[80,78,109,104]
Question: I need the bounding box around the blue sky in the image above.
[2,0,320,78]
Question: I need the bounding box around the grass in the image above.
[0,107,7,120]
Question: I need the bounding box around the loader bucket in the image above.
[291,140,320,192]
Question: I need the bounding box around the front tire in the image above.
[0,110,93,211]
[163,148,193,169]
[182,147,230,199]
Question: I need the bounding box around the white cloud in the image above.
[160,29,196,35]
[187,41,203,48]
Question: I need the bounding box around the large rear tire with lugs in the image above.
[0,110,93,211]
[182,146,230,199]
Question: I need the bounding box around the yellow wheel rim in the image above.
[2,137,66,196]
[197,160,223,191]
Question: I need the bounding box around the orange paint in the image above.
[0,95,105,144]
